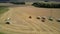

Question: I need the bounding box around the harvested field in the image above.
[0,6,60,34]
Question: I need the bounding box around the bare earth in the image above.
[0,6,60,34]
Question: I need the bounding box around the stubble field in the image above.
[0,6,60,34]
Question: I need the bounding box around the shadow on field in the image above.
[0,32,5,34]
[0,6,9,15]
